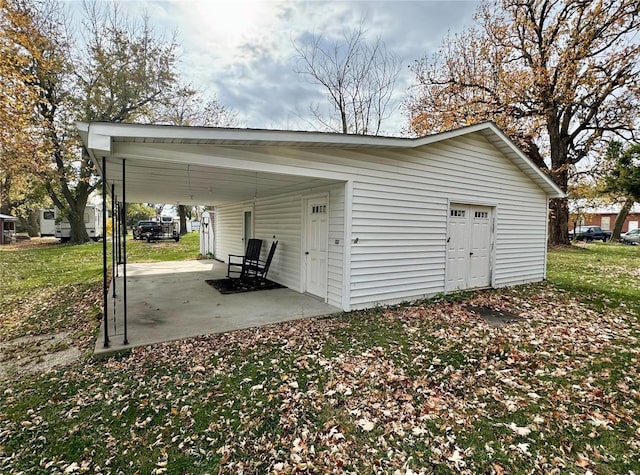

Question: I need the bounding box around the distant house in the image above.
[78,121,563,311]
[0,213,18,245]
[570,204,640,233]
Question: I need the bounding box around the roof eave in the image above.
[79,121,565,199]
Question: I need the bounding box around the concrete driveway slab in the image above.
[94,260,340,357]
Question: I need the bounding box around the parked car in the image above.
[133,219,180,242]
[568,225,612,242]
[620,228,640,245]
[133,220,162,240]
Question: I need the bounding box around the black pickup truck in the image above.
[133,221,162,240]
[133,220,180,242]
[569,225,612,242]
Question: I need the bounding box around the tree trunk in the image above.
[549,197,570,246]
[612,197,634,241]
[0,177,9,215]
[47,183,92,244]
[547,154,570,245]
[543,114,575,246]
[178,204,187,236]
[67,203,90,244]
[18,209,40,237]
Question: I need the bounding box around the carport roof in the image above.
[77,121,564,205]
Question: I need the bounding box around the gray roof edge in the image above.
[81,121,409,146]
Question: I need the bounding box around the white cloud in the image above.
[67,0,480,134]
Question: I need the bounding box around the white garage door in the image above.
[446,204,493,292]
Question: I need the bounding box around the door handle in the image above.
[305,251,309,255]
[470,252,474,256]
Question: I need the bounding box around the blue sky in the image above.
[65,0,480,135]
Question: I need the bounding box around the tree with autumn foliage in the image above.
[2,1,237,242]
[1,0,179,242]
[0,0,59,232]
[405,0,640,245]
[601,141,640,240]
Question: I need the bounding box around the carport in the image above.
[94,260,338,357]
[77,122,346,351]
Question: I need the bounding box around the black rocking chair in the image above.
[227,238,263,280]
[242,240,278,283]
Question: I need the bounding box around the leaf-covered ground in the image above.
[1,241,638,473]
[1,283,639,474]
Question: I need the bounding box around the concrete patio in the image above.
[94,259,341,357]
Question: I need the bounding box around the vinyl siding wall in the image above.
[212,131,548,310]
[347,135,547,308]
[215,184,345,308]
[214,201,245,262]
[327,185,345,308]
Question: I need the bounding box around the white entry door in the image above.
[304,197,328,299]
[446,204,493,292]
[243,207,254,245]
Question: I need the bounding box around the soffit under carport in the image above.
[102,131,400,206]
[102,132,352,205]
[103,155,340,205]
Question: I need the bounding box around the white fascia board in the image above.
[86,121,487,148]
[76,122,104,179]
[76,121,89,135]
[410,121,495,147]
[88,129,112,153]
[85,121,409,148]
[111,142,349,181]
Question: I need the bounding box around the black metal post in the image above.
[111,185,116,297]
[102,156,109,348]
[117,202,122,265]
[114,198,119,277]
[116,200,122,265]
[122,159,128,345]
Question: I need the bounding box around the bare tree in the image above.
[294,23,401,135]
[148,85,239,235]
[150,86,239,128]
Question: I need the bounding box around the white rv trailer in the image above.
[49,205,103,242]
[39,209,56,236]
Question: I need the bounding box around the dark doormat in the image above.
[205,278,285,295]
[465,304,524,327]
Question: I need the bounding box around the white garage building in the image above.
[79,121,563,312]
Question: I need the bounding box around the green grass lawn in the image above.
[125,231,202,262]
[547,242,639,313]
[0,232,202,341]
[0,241,638,474]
